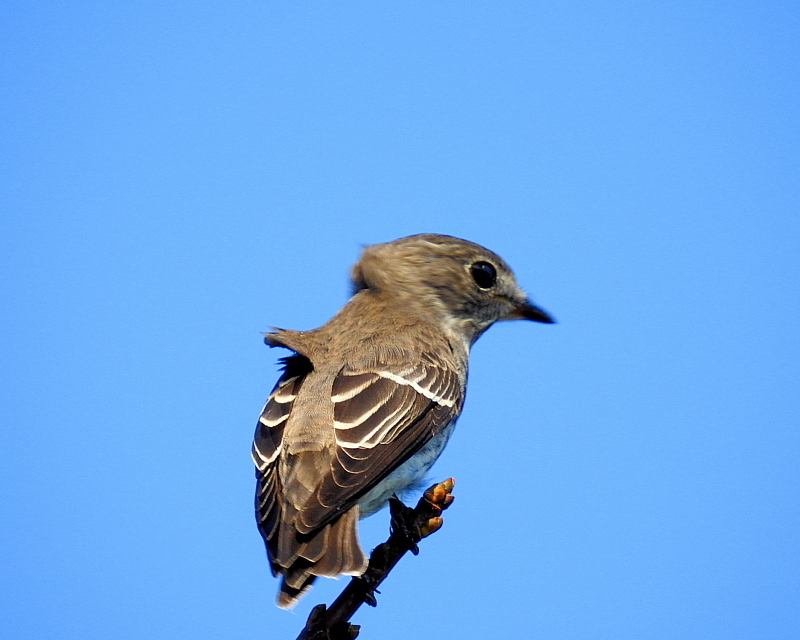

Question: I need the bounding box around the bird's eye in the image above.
[470,261,497,289]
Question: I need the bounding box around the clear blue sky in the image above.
[2,2,798,639]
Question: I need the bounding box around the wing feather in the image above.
[253,354,313,574]
[294,355,463,534]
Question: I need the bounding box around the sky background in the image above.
[2,2,799,639]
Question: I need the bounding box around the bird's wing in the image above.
[293,351,463,535]
[252,354,311,574]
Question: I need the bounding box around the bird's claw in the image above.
[388,478,456,554]
[389,496,421,555]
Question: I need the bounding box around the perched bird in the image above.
[252,233,554,608]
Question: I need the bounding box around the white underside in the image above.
[356,420,457,518]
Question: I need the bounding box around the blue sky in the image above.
[2,2,798,639]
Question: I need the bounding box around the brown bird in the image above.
[252,233,554,607]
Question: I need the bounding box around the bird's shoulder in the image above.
[267,292,466,375]
[329,292,466,371]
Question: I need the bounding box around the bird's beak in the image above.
[506,299,556,324]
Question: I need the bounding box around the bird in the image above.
[251,233,554,608]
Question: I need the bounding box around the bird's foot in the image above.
[388,478,456,554]
[389,496,421,555]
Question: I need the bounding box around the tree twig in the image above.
[294,478,456,640]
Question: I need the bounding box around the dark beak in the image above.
[510,299,556,324]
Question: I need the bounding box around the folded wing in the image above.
[252,350,463,606]
[295,355,462,534]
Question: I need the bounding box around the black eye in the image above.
[470,261,497,289]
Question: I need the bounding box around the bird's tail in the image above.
[276,507,367,609]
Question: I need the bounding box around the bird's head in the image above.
[351,233,554,346]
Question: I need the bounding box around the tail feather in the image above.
[278,563,315,609]
[275,507,367,609]
[311,508,366,577]
[297,522,328,564]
